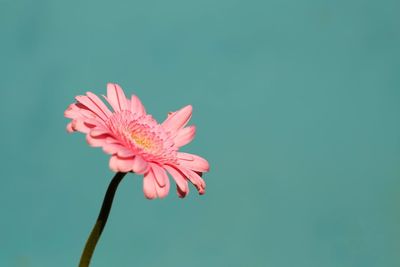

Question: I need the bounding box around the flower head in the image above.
[65,83,209,199]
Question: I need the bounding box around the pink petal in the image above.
[103,143,134,158]
[117,157,135,172]
[65,103,91,119]
[176,166,206,195]
[151,164,168,187]
[83,118,105,128]
[155,174,170,198]
[162,105,192,134]
[174,126,196,147]
[74,103,96,119]
[130,95,146,116]
[72,120,91,134]
[164,165,189,198]
[132,156,149,174]
[64,104,81,119]
[177,153,210,172]
[86,133,108,147]
[109,155,134,172]
[177,152,194,161]
[66,122,74,133]
[105,137,120,144]
[143,170,157,199]
[65,103,106,129]
[176,185,186,198]
[102,143,125,154]
[75,95,108,121]
[109,156,119,172]
[90,128,110,137]
[107,83,128,112]
[86,92,113,117]
[117,148,135,158]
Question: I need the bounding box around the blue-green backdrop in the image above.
[1,0,399,266]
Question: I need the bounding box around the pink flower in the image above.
[65,83,209,199]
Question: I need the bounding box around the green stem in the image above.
[79,172,127,267]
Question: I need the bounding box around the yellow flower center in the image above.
[130,132,154,151]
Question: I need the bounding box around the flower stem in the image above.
[79,172,127,267]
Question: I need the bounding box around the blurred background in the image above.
[1,0,399,266]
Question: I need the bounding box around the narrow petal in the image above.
[83,118,106,128]
[174,126,196,147]
[130,95,146,116]
[143,170,157,199]
[107,83,128,112]
[151,164,168,187]
[74,103,97,119]
[164,165,189,198]
[176,166,206,195]
[155,174,170,198]
[65,103,94,120]
[86,92,113,117]
[177,153,210,172]
[162,105,192,134]
[177,152,194,161]
[132,156,149,174]
[176,185,187,198]
[75,95,108,121]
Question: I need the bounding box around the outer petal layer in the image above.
[132,156,149,174]
[130,95,146,116]
[143,170,157,199]
[162,105,192,134]
[109,155,135,173]
[164,165,189,198]
[177,152,210,172]
[106,83,128,112]
[174,126,196,147]
[151,164,170,198]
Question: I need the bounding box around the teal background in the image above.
[1,0,399,266]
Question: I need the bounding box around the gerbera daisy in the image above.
[64,83,209,199]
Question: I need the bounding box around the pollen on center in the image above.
[130,132,154,151]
